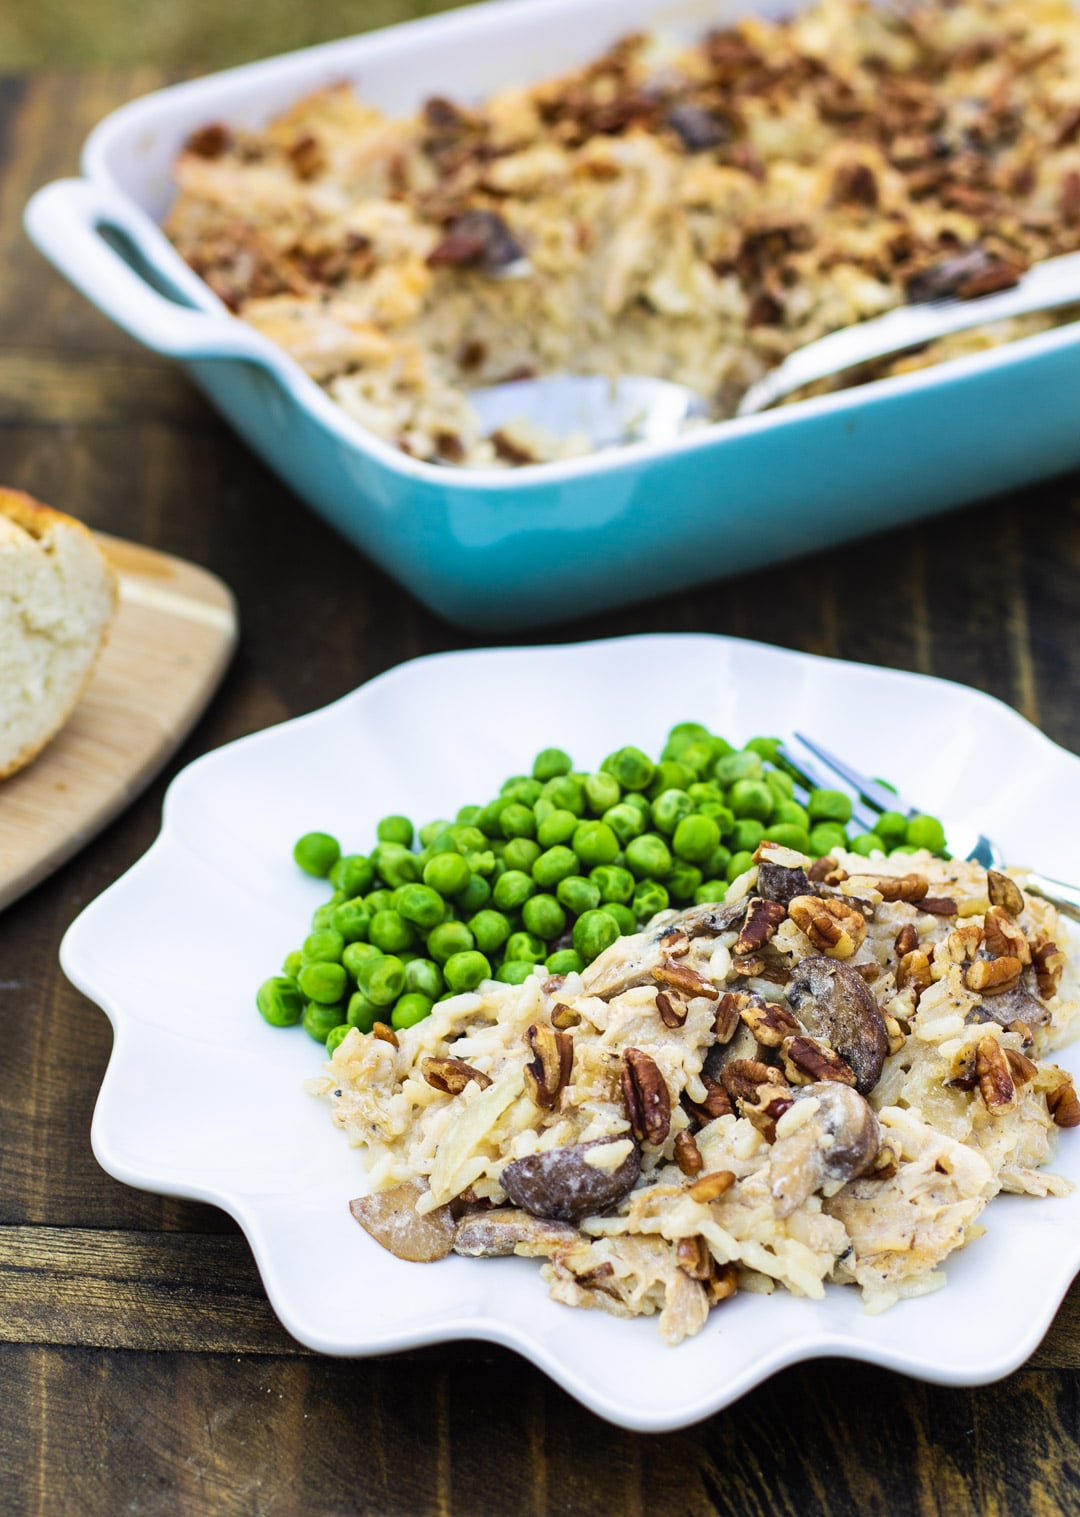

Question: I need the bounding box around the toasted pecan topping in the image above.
[687,1169,736,1203]
[656,989,688,1029]
[733,896,787,957]
[523,1022,574,1109]
[965,956,1024,996]
[674,1130,704,1176]
[975,1036,1018,1114]
[788,895,867,959]
[422,1057,493,1096]
[987,870,1025,917]
[1032,939,1066,1000]
[621,1048,672,1146]
[780,1035,857,1087]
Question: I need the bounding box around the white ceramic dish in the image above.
[60,634,1080,1431]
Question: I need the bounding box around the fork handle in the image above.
[1024,871,1080,923]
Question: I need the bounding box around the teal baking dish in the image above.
[23,0,1080,630]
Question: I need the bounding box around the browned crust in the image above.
[0,488,118,781]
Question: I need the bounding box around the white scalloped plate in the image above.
[60,633,1080,1431]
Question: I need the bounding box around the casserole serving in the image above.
[25,0,1080,629]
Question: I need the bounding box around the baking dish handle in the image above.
[24,178,287,369]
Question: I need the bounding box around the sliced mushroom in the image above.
[581,897,747,998]
[501,1136,640,1223]
[349,1177,456,1262]
[768,1082,881,1218]
[452,1208,579,1257]
[702,1017,762,1079]
[971,985,1051,1028]
[786,956,889,1095]
[756,860,813,906]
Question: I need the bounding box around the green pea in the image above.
[589,864,635,903]
[303,999,345,1041]
[573,909,621,961]
[346,990,380,1032]
[427,921,475,963]
[293,831,340,878]
[329,853,375,896]
[325,1024,352,1055]
[556,875,601,915]
[652,789,694,835]
[622,792,652,819]
[632,880,669,920]
[713,751,762,787]
[298,960,347,1004]
[875,810,910,845]
[849,832,888,858]
[457,873,492,913]
[342,940,380,978]
[584,771,621,815]
[763,823,810,853]
[282,950,303,980]
[298,922,341,958]
[372,842,420,888]
[602,901,637,935]
[678,741,717,780]
[808,823,847,857]
[308,903,334,933]
[504,931,547,964]
[545,948,585,976]
[695,880,729,904]
[427,828,461,855]
[907,814,946,852]
[807,789,853,825]
[533,747,573,781]
[687,781,723,806]
[540,774,586,815]
[329,895,372,945]
[529,846,576,890]
[423,852,472,897]
[443,950,492,993]
[354,953,406,1006]
[495,961,536,985]
[744,736,783,764]
[697,802,735,835]
[603,802,646,846]
[726,849,755,883]
[764,770,796,803]
[647,762,693,800]
[662,722,712,759]
[376,815,414,848]
[729,818,765,854]
[396,883,445,930]
[504,837,542,873]
[667,861,702,903]
[405,958,444,999]
[456,804,482,826]
[391,993,434,1029]
[772,799,810,830]
[257,976,304,1027]
[369,910,415,955]
[522,893,567,941]
[624,833,672,880]
[890,844,919,856]
[499,802,537,841]
[728,779,774,823]
[703,843,732,879]
[464,850,496,878]
[672,813,720,863]
[468,909,512,955]
[603,745,653,792]
[450,825,488,854]
[537,808,579,848]
[419,819,452,848]
[501,777,543,806]
[492,870,536,911]
[571,820,620,868]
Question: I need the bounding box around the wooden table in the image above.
[4,71,1080,1517]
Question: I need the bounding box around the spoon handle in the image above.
[736,250,1080,417]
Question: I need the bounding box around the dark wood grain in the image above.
[2,69,1080,1517]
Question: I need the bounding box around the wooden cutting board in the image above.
[0,533,238,911]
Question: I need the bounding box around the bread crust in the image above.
[0,488,118,780]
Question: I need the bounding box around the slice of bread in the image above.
[0,488,118,780]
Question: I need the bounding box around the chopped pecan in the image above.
[523,1023,573,1109]
[906,247,1022,303]
[676,1235,714,1280]
[653,957,719,1000]
[687,1170,736,1203]
[731,953,766,977]
[658,928,690,958]
[975,1036,1018,1115]
[780,1035,857,1087]
[919,896,959,917]
[832,160,879,207]
[421,1057,493,1096]
[896,948,934,999]
[674,1130,704,1177]
[288,133,325,180]
[720,1059,793,1140]
[1032,939,1066,1000]
[550,1001,580,1030]
[807,856,844,883]
[987,870,1025,916]
[983,906,1030,964]
[894,922,919,957]
[681,1075,733,1128]
[946,1045,979,1091]
[621,1048,672,1145]
[655,990,688,1029]
[1046,1074,1080,1129]
[427,210,525,272]
[1056,103,1080,148]
[1005,1049,1038,1086]
[186,122,231,159]
[737,995,801,1048]
[713,992,743,1042]
[871,873,929,904]
[490,429,535,466]
[788,895,867,959]
[371,1022,399,1047]
[1063,170,1080,227]
[884,1012,907,1056]
[965,956,1023,996]
[733,897,787,956]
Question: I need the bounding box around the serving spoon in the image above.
[469,250,1080,447]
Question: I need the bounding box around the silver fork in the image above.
[777,733,1080,922]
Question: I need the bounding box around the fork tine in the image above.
[776,743,881,834]
[791,733,914,816]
